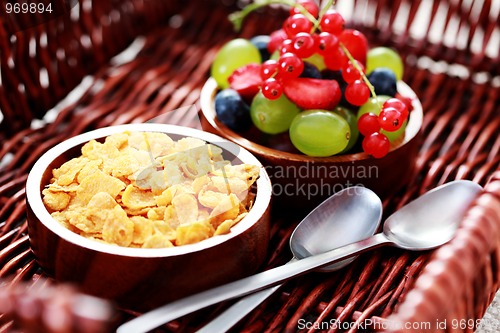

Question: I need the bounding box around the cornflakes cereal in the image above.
[101,206,134,246]
[176,221,214,246]
[172,193,199,226]
[143,234,174,248]
[209,193,241,229]
[130,216,155,244]
[42,189,71,211]
[122,185,156,210]
[215,212,248,236]
[42,131,260,248]
[75,170,125,205]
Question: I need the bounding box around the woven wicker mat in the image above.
[0,1,499,332]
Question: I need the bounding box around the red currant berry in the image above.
[261,60,279,80]
[262,78,283,100]
[278,52,304,79]
[290,0,319,18]
[279,39,294,55]
[383,98,409,120]
[320,9,345,35]
[283,14,313,38]
[395,93,414,112]
[345,80,370,106]
[378,107,403,132]
[268,29,288,54]
[362,132,390,158]
[292,32,315,58]
[323,47,348,70]
[315,32,339,56]
[342,60,365,83]
[339,29,368,65]
[358,113,380,136]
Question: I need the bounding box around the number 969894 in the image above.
[5,2,53,14]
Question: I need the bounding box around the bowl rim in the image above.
[26,123,272,258]
[200,77,423,162]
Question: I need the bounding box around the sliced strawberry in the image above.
[283,77,341,110]
[228,64,262,101]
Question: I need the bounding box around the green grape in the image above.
[366,47,404,81]
[272,51,325,71]
[357,96,407,142]
[333,106,359,153]
[383,119,407,142]
[272,51,326,71]
[270,51,280,61]
[289,110,350,157]
[211,38,262,89]
[303,53,326,71]
[250,92,300,134]
[357,96,391,120]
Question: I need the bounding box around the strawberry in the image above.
[228,64,262,101]
[282,77,341,110]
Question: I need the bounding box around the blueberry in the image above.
[250,35,271,62]
[215,89,252,131]
[321,69,343,81]
[367,68,397,97]
[321,70,358,110]
[300,62,322,79]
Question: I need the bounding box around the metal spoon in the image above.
[197,186,383,333]
[117,180,482,333]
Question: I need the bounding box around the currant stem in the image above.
[312,0,335,32]
[229,0,296,31]
[339,43,381,109]
[298,7,319,31]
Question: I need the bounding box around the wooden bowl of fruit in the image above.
[200,0,423,210]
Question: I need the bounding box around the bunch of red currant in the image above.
[261,0,371,106]
[212,0,413,158]
[358,98,409,158]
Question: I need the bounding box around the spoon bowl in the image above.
[382,180,483,250]
[291,186,382,271]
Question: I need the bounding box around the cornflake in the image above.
[42,131,260,248]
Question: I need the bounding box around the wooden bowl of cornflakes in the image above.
[26,123,272,311]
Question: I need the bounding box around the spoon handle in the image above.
[195,258,297,333]
[196,286,281,333]
[117,233,389,333]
